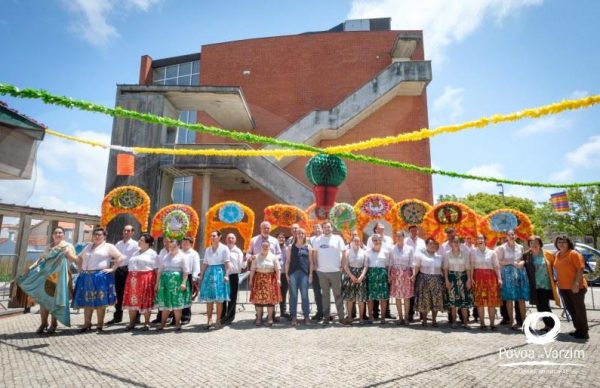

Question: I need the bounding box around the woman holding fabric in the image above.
[412,238,445,327]
[154,237,191,332]
[442,237,473,329]
[366,235,389,324]
[285,228,312,326]
[122,233,158,331]
[496,230,529,330]
[341,235,368,325]
[198,230,231,330]
[471,234,502,330]
[20,226,77,334]
[551,235,589,340]
[388,230,414,325]
[73,227,123,333]
[522,235,560,332]
[249,239,281,326]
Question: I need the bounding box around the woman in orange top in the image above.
[551,235,588,340]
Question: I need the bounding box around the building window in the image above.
[172,176,193,205]
[177,111,196,144]
[152,60,200,86]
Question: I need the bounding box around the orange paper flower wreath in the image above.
[392,198,433,232]
[151,204,199,240]
[101,185,150,232]
[353,194,396,239]
[422,201,479,244]
[264,204,309,231]
[204,201,254,251]
[479,208,533,248]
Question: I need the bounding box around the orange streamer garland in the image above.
[204,201,254,252]
[101,185,150,232]
[479,208,533,248]
[422,201,479,243]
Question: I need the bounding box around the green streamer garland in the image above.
[1,83,599,189]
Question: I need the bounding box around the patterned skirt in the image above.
[250,271,281,306]
[414,273,445,313]
[72,271,116,308]
[342,267,367,302]
[154,271,191,310]
[501,265,530,301]
[367,267,389,301]
[122,270,157,313]
[473,269,501,307]
[199,264,230,303]
[446,271,473,308]
[389,267,414,299]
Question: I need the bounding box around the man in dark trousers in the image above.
[107,225,138,325]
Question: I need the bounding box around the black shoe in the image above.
[573,333,589,340]
[272,317,281,323]
[281,313,292,320]
[135,317,141,324]
[311,314,323,321]
[106,318,121,326]
[568,331,578,337]
[151,317,161,324]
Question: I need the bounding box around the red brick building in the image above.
[107,18,432,238]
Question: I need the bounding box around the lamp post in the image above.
[497,183,505,202]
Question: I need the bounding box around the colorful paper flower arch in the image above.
[392,199,432,232]
[264,204,308,231]
[329,203,356,242]
[151,204,199,240]
[479,209,533,248]
[205,201,254,251]
[101,185,150,232]
[305,203,328,235]
[354,194,396,238]
[422,201,479,243]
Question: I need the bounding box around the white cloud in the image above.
[0,130,110,215]
[571,90,590,99]
[513,116,572,138]
[458,163,505,195]
[64,0,161,47]
[348,0,543,65]
[433,86,464,121]
[565,135,600,167]
[550,167,574,183]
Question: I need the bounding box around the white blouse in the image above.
[252,253,280,273]
[414,251,443,275]
[443,250,471,272]
[366,248,388,268]
[496,242,523,266]
[347,247,367,268]
[390,245,414,269]
[128,249,158,271]
[471,248,499,270]
[80,242,121,271]
[203,243,231,266]
[160,251,190,273]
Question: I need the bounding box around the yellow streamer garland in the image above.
[324,95,600,153]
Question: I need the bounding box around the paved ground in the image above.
[1,299,598,387]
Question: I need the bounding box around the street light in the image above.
[497,183,505,199]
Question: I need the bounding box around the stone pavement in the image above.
[1,303,598,387]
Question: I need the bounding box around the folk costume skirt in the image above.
[389,267,414,299]
[473,269,501,307]
[199,264,230,303]
[154,271,191,310]
[72,270,116,308]
[446,271,473,309]
[342,267,367,302]
[367,267,389,301]
[122,270,157,313]
[501,265,530,301]
[415,273,445,313]
[250,271,281,306]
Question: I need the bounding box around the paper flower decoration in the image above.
[353,194,395,240]
[264,204,308,230]
[205,201,254,251]
[479,209,533,247]
[101,186,150,232]
[305,154,347,218]
[151,204,199,240]
[422,201,479,243]
[329,203,357,231]
[392,199,432,232]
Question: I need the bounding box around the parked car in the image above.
[543,242,600,285]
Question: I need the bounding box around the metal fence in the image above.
[0,254,18,310]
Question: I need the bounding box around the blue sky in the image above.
[1,0,599,215]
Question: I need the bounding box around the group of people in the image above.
[25,220,590,341]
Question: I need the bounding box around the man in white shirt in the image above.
[309,223,323,320]
[366,222,394,252]
[221,233,246,324]
[404,225,425,322]
[181,236,201,325]
[313,221,346,325]
[108,224,139,325]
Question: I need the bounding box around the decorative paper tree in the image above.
[305,154,347,219]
